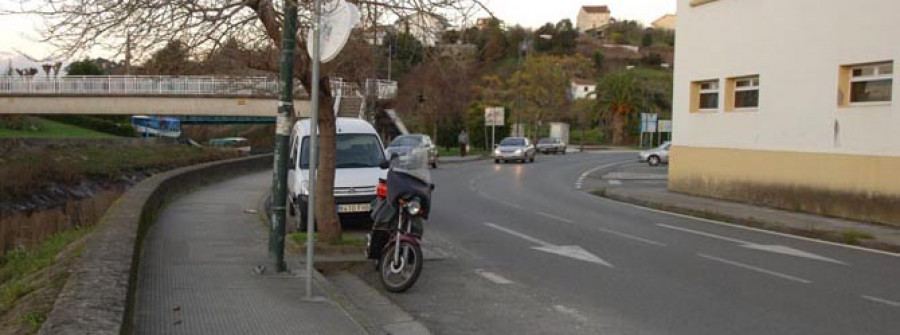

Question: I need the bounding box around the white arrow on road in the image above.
[657,224,846,265]
[484,222,614,268]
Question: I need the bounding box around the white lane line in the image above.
[537,212,574,223]
[575,161,631,190]
[596,196,900,258]
[658,223,749,244]
[484,222,552,247]
[658,224,846,264]
[861,295,900,308]
[607,180,622,185]
[499,200,524,209]
[596,227,667,247]
[552,305,590,324]
[698,254,812,284]
[474,269,515,285]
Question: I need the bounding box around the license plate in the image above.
[338,203,371,213]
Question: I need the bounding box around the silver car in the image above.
[493,137,536,164]
[536,137,567,155]
[639,141,671,166]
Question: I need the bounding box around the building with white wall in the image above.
[570,78,596,100]
[576,5,611,33]
[395,12,448,47]
[651,14,677,31]
[672,0,900,225]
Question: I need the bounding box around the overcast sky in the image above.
[0,0,676,60]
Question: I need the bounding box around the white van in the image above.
[288,117,388,228]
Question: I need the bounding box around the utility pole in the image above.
[515,41,525,137]
[269,0,298,274]
[305,0,322,300]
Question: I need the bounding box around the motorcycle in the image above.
[367,146,434,292]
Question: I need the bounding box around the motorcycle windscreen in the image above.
[387,170,432,219]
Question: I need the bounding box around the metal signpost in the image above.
[658,119,673,146]
[305,0,321,300]
[485,107,505,147]
[639,113,658,148]
[269,0,298,274]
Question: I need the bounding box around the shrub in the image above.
[43,115,135,137]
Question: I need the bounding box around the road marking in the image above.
[607,180,622,185]
[595,227,667,247]
[658,224,846,265]
[474,269,515,285]
[698,254,811,284]
[485,222,553,246]
[552,305,590,323]
[861,295,900,308]
[595,196,900,258]
[484,222,613,268]
[499,200,524,209]
[537,212,574,223]
[575,161,631,190]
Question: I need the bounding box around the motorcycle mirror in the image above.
[379,159,390,170]
[430,184,436,191]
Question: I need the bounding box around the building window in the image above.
[726,76,760,111]
[849,62,893,103]
[692,80,719,112]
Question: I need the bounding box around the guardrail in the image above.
[365,79,398,100]
[0,76,292,97]
[0,75,398,100]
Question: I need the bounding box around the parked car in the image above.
[288,117,388,230]
[639,141,671,166]
[208,137,251,154]
[493,137,536,164]
[385,134,439,168]
[536,137,567,154]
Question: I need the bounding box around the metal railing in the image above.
[365,79,398,100]
[0,75,397,100]
[0,75,288,97]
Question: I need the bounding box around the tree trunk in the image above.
[612,111,625,146]
[314,87,341,243]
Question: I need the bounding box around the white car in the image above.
[639,141,671,166]
[288,117,388,229]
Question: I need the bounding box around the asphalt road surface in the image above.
[361,151,900,335]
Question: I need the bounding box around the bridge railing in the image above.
[365,79,398,100]
[0,76,290,97]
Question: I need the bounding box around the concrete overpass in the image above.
[0,76,398,118]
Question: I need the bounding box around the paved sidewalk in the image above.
[590,162,900,253]
[134,171,367,335]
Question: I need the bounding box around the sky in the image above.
[0,0,677,62]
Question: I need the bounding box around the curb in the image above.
[596,188,900,254]
[39,154,273,335]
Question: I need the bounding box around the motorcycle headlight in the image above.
[406,199,422,215]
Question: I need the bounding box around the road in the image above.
[360,151,900,335]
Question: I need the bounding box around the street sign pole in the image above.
[305,0,322,300]
[269,0,298,273]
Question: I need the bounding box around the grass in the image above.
[0,144,239,201]
[288,232,367,247]
[0,227,91,314]
[437,146,487,157]
[0,118,116,139]
[840,230,874,245]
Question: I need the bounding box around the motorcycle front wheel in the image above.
[379,240,423,293]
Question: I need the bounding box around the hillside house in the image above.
[651,14,677,30]
[570,78,596,100]
[576,5,611,34]
[395,12,449,47]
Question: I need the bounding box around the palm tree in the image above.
[594,71,645,145]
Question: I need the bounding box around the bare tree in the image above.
[41,63,52,77]
[3,0,488,243]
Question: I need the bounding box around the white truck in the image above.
[287,117,388,230]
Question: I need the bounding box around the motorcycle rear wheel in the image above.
[379,241,423,293]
